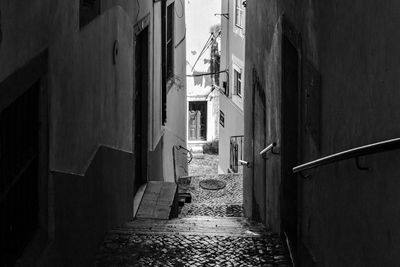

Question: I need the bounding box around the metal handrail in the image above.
[230,135,244,173]
[293,138,400,174]
[175,145,193,164]
[260,142,279,158]
[239,160,250,168]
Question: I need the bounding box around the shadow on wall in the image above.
[46,146,134,266]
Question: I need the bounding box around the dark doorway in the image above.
[188,101,207,141]
[281,35,299,251]
[134,27,149,195]
[0,81,40,266]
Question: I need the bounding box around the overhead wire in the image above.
[190,33,214,72]
[191,31,221,72]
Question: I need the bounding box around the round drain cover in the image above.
[199,179,226,190]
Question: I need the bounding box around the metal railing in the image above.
[260,142,279,159]
[293,137,400,175]
[172,145,193,184]
[174,145,193,164]
[230,135,244,173]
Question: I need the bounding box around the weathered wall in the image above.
[162,0,188,182]
[44,2,137,265]
[0,1,51,264]
[219,96,244,173]
[218,0,245,174]
[302,0,400,266]
[246,0,400,265]
[46,146,133,266]
[243,0,280,225]
[49,4,133,174]
[0,0,50,82]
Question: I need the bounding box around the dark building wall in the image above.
[303,1,400,266]
[0,1,51,264]
[0,0,50,81]
[49,3,134,174]
[46,146,133,266]
[245,0,400,265]
[244,0,282,229]
[44,3,136,265]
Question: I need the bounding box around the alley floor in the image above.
[96,168,292,266]
[188,153,219,176]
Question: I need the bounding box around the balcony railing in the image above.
[230,135,244,173]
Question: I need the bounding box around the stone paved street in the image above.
[96,229,291,267]
[179,174,243,206]
[189,154,219,176]
[96,170,292,266]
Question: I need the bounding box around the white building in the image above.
[218,0,246,173]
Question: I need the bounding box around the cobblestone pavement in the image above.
[180,174,243,206]
[96,230,291,267]
[96,173,292,266]
[179,204,243,217]
[189,154,219,176]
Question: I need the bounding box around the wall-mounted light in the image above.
[242,1,247,7]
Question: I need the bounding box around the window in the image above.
[79,0,100,28]
[234,68,242,97]
[162,2,175,124]
[235,0,244,28]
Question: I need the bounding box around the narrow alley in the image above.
[3,0,400,266]
[96,173,292,266]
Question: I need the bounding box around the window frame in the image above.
[162,1,175,125]
[235,0,244,28]
[233,67,242,97]
[166,2,175,79]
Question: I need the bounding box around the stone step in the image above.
[112,216,269,237]
[135,181,178,220]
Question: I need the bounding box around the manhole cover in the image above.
[199,179,226,190]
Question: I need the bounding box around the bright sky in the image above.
[185,0,221,73]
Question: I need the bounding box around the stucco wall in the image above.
[218,0,245,174]
[49,4,133,174]
[304,1,400,266]
[47,146,134,266]
[245,0,400,265]
[219,95,244,173]
[162,0,188,182]
[0,0,50,81]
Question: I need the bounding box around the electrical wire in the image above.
[190,33,214,71]
[191,31,221,72]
